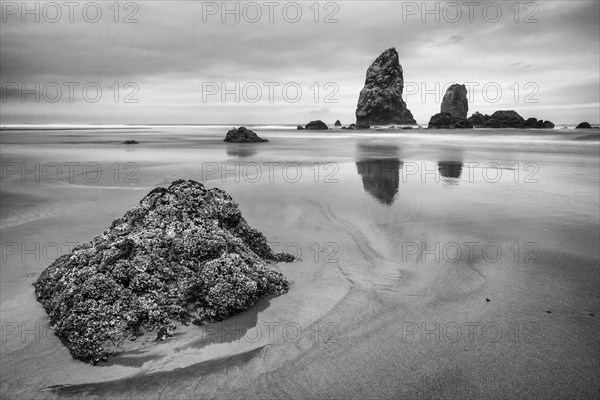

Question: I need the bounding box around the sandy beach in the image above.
[0,125,598,399]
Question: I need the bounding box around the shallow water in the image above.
[1,126,599,399]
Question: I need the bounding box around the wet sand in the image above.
[1,126,599,399]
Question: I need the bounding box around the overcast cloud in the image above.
[1,0,598,124]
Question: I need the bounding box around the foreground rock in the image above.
[441,84,469,119]
[224,127,268,143]
[355,48,416,125]
[576,122,592,129]
[428,113,473,129]
[304,120,329,130]
[34,179,293,364]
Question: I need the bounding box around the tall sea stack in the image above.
[355,48,416,125]
[441,84,468,119]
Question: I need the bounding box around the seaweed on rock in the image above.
[34,179,293,364]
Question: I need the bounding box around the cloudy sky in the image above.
[1,0,599,125]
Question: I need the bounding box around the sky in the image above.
[1,0,599,125]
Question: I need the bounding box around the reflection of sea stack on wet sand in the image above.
[355,144,402,205]
[438,161,463,179]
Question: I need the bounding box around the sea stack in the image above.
[428,84,472,129]
[441,84,468,119]
[355,48,416,126]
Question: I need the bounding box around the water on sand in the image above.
[1,126,599,399]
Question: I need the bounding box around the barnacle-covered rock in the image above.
[34,179,293,364]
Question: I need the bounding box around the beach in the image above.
[1,125,599,399]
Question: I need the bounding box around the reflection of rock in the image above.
[355,48,416,125]
[123,140,139,144]
[226,145,257,158]
[334,120,342,126]
[438,161,463,179]
[304,120,329,130]
[356,158,401,205]
[576,122,592,129]
[441,84,468,119]
[224,127,268,143]
[428,113,473,129]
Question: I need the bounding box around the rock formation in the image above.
[576,122,592,129]
[123,140,139,145]
[304,120,329,130]
[334,120,342,127]
[441,84,468,119]
[428,84,471,128]
[481,110,554,129]
[34,180,293,364]
[224,127,268,143]
[467,111,490,127]
[296,125,304,130]
[355,48,416,126]
[428,113,473,129]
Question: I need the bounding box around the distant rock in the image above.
[334,120,342,127]
[467,111,490,127]
[428,113,473,129]
[576,122,592,129]
[483,110,525,128]
[296,125,304,130]
[224,127,268,143]
[523,117,555,129]
[480,111,554,129]
[355,48,416,125]
[34,180,293,364]
[441,84,468,119]
[123,140,139,145]
[304,120,329,130]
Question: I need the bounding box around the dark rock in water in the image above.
[402,126,413,130]
[441,84,469,119]
[123,140,139,145]
[576,122,592,129]
[347,124,357,130]
[467,111,490,127]
[523,117,539,128]
[297,125,305,130]
[34,179,293,364]
[428,113,473,129]
[483,110,525,128]
[355,124,371,130]
[537,120,555,129]
[304,120,329,130]
[523,118,555,129]
[224,127,268,143]
[355,48,417,125]
[334,120,342,127]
